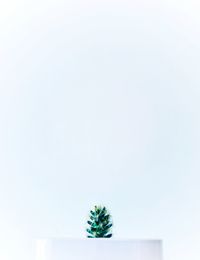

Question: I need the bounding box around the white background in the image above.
[0,0,200,260]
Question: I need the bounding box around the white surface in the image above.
[36,239,162,260]
[0,1,200,260]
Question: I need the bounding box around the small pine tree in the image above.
[86,205,113,238]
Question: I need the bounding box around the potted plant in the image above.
[36,205,162,260]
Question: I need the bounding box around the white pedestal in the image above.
[36,239,162,260]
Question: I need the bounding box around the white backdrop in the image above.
[0,0,200,260]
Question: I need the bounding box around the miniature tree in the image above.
[86,205,113,238]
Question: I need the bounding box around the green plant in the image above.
[86,205,113,238]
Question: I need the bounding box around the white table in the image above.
[36,239,162,260]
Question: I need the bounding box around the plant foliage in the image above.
[86,205,113,238]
